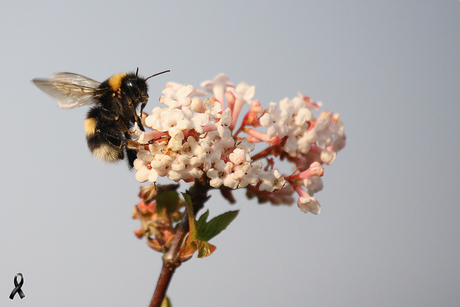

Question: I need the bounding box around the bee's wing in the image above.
[32,72,101,109]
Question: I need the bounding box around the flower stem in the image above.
[149,177,210,307]
[149,263,175,307]
[149,212,188,307]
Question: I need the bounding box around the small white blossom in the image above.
[233,161,262,188]
[234,81,255,102]
[201,74,235,105]
[297,196,321,215]
[260,102,289,138]
[304,177,324,195]
[258,169,285,192]
[207,160,238,189]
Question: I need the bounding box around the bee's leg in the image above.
[126,149,137,169]
[123,139,142,150]
[123,139,154,150]
[137,114,145,132]
[135,114,145,131]
[139,102,147,127]
[129,104,145,131]
[122,134,154,168]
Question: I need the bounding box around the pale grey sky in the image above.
[1,1,459,306]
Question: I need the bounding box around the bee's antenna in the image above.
[145,70,170,81]
[135,67,139,77]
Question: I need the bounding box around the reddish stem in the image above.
[148,177,210,307]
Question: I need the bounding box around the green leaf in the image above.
[156,190,180,215]
[181,193,198,241]
[196,210,239,242]
[161,296,172,307]
[193,240,216,258]
[181,193,239,258]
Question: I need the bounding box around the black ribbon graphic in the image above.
[9,273,25,300]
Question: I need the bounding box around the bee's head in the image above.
[124,77,149,105]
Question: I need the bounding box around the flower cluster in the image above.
[132,74,345,214]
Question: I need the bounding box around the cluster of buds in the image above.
[133,184,183,253]
[132,74,345,214]
[133,183,237,260]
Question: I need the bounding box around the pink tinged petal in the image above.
[133,158,147,171]
[212,159,225,171]
[135,166,150,183]
[306,129,318,143]
[267,125,277,139]
[259,113,272,127]
[294,184,308,197]
[151,155,173,176]
[190,97,205,113]
[268,136,283,146]
[297,134,311,154]
[223,161,234,174]
[221,108,232,125]
[201,74,234,110]
[274,170,285,186]
[223,174,239,189]
[202,123,218,133]
[200,80,214,93]
[242,100,263,126]
[258,169,284,192]
[236,138,255,152]
[209,178,223,188]
[305,177,324,194]
[167,170,182,182]
[176,85,194,107]
[297,93,323,110]
[207,168,223,188]
[297,162,324,180]
[314,111,331,131]
[297,196,321,214]
[164,82,180,90]
[168,133,185,151]
[161,87,177,98]
[229,148,247,165]
[244,128,282,146]
[244,128,265,140]
[295,108,313,126]
[320,146,336,165]
[190,113,209,133]
[204,98,223,119]
[207,161,237,189]
[291,96,306,112]
[284,137,298,155]
[138,130,167,143]
[215,136,235,152]
[148,169,159,182]
[225,90,236,110]
[294,185,321,214]
[177,84,193,97]
[225,91,242,130]
[258,179,273,192]
[235,81,255,101]
[247,136,263,143]
[137,148,153,162]
[238,161,262,187]
[189,167,203,179]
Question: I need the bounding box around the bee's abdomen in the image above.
[90,142,124,162]
[84,117,97,137]
[84,110,124,163]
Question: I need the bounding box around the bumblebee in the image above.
[32,69,169,167]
